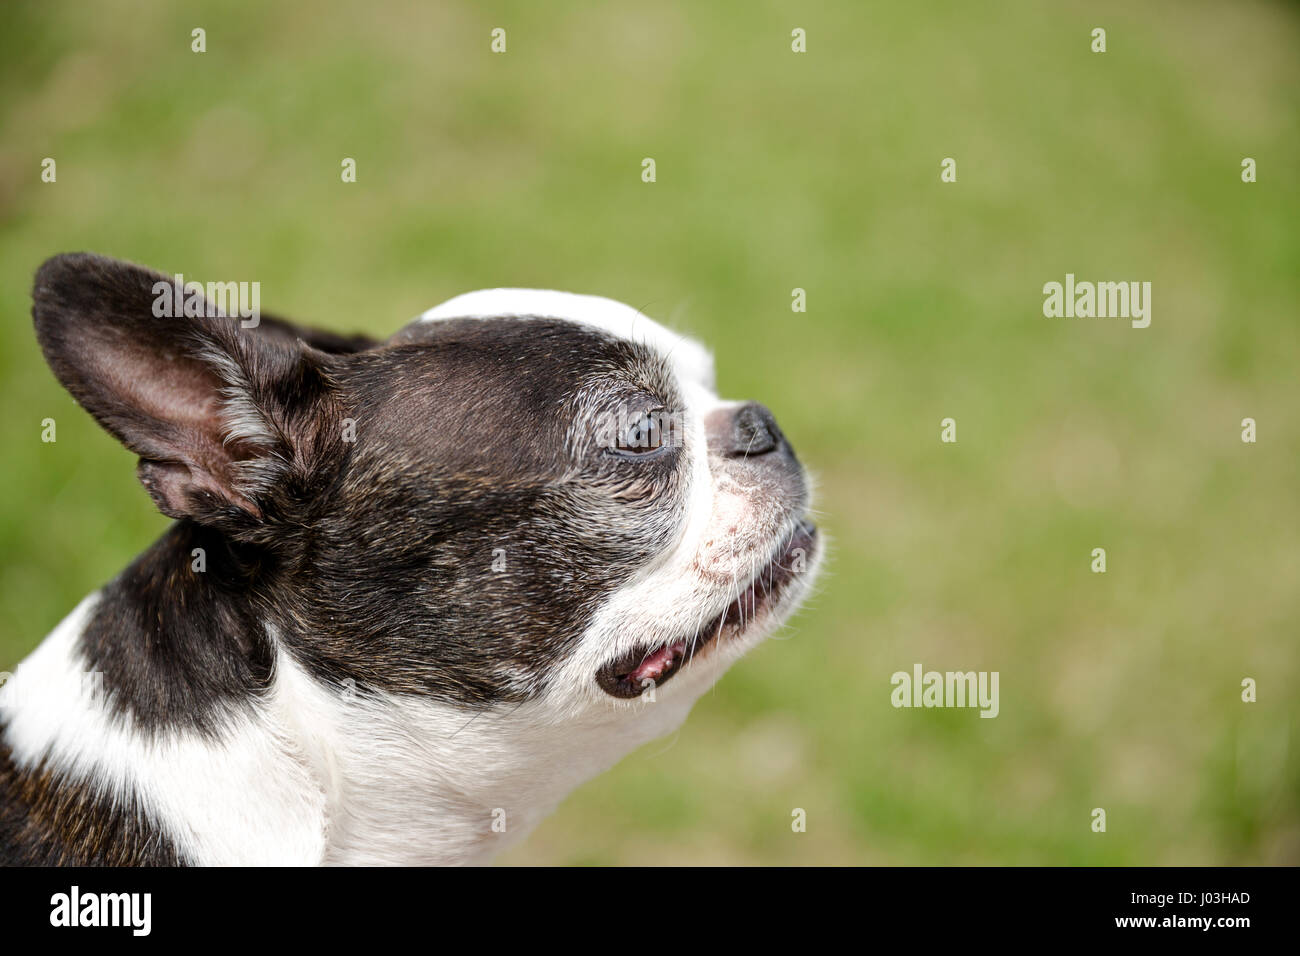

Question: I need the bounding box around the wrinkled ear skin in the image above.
[31,252,370,540]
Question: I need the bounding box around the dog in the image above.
[0,253,822,865]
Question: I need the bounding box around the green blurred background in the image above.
[1,0,1297,864]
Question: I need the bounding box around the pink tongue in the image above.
[630,641,684,684]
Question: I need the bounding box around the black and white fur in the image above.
[0,254,822,865]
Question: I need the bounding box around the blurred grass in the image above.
[1,0,1297,865]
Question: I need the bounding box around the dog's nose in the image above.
[725,402,784,458]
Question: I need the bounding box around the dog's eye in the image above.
[614,410,672,455]
[616,411,662,453]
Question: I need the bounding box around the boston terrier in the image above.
[0,253,822,865]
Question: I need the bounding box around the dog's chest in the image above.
[0,594,697,866]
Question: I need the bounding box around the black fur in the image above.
[277,317,688,702]
[0,735,183,865]
[76,522,276,735]
[27,254,690,722]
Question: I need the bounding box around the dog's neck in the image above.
[1,527,694,865]
[266,652,693,865]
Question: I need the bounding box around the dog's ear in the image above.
[32,252,362,529]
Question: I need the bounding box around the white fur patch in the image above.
[1,595,327,865]
[419,288,716,391]
[0,604,703,865]
[268,645,701,865]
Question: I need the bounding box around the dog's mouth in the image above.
[595,519,817,699]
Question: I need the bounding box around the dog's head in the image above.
[32,253,821,738]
